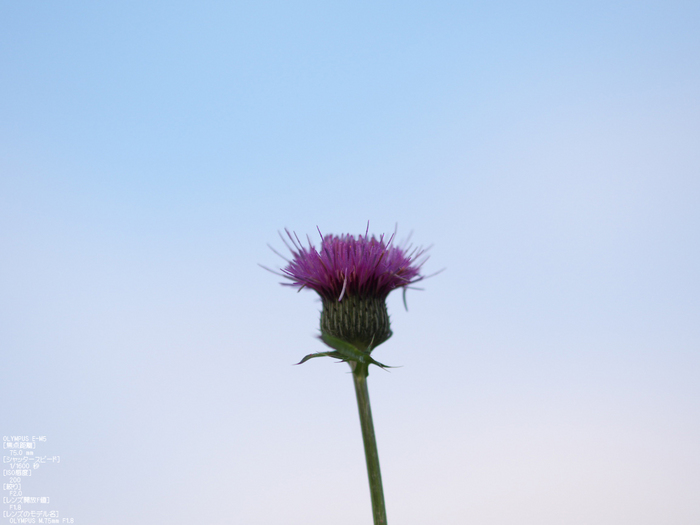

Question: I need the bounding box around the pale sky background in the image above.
[2,1,699,524]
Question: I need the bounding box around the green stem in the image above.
[352,363,387,525]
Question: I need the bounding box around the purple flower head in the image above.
[265,225,435,354]
[277,227,428,303]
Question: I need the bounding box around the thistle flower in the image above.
[272,226,428,357]
[266,225,434,525]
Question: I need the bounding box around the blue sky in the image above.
[2,2,699,524]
